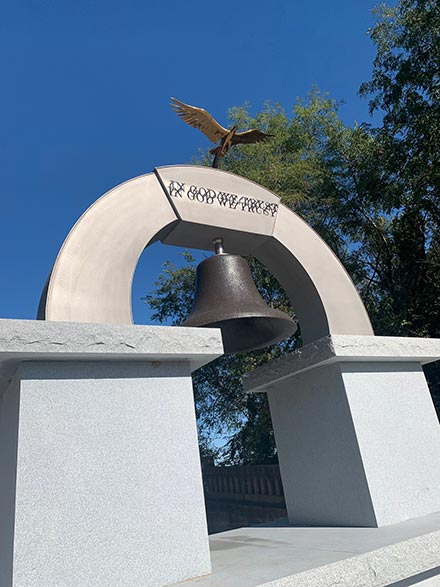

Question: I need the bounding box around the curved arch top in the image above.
[39,165,373,345]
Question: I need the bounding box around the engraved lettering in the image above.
[168,180,185,198]
[167,180,279,218]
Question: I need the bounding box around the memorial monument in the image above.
[1,100,440,587]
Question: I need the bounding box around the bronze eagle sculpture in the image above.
[171,97,272,168]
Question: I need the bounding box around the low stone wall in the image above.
[202,464,285,507]
[202,464,287,534]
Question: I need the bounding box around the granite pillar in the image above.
[0,319,223,587]
[244,335,440,527]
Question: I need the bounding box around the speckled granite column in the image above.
[244,335,440,527]
[0,319,223,587]
[3,361,209,587]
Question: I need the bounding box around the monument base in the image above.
[171,513,440,587]
[0,319,223,587]
[244,335,440,528]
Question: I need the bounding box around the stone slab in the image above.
[171,513,440,587]
[2,360,211,587]
[0,318,223,391]
[244,335,440,393]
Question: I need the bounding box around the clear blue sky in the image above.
[0,0,388,324]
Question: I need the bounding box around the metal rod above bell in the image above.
[181,238,297,354]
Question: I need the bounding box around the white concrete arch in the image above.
[38,165,373,344]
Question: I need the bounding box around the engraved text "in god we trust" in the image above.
[168,181,278,217]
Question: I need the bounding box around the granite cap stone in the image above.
[0,318,224,391]
[244,334,440,393]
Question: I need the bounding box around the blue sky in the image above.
[0,0,388,324]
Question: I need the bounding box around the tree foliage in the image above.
[146,0,440,462]
[359,0,440,397]
[361,0,440,200]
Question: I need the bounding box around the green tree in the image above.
[359,0,440,404]
[360,0,440,204]
[358,0,440,335]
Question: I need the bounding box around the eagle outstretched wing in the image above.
[233,129,273,145]
[170,98,228,144]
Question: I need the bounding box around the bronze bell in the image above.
[181,238,297,354]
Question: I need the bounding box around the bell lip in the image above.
[181,313,297,347]
[181,307,296,328]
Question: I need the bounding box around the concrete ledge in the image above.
[172,513,440,587]
[244,335,440,393]
[0,319,224,390]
